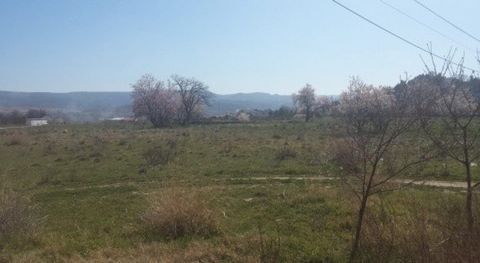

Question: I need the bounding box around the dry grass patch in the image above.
[0,189,39,249]
[25,239,256,263]
[141,188,219,239]
[4,133,25,146]
[359,194,480,262]
[9,237,264,262]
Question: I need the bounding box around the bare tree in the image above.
[335,77,429,261]
[412,55,480,233]
[132,74,177,128]
[169,75,211,125]
[314,95,336,117]
[293,84,316,122]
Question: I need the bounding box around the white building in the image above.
[26,118,48,127]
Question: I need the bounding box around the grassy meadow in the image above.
[0,120,478,262]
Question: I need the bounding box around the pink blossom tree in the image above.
[132,74,178,128]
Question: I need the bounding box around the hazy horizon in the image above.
[1,0,479,95]
[0,89,332,97]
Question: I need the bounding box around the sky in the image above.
[0,0,479,95]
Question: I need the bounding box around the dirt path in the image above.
[228,176,473,189]
[58,175,475,192]
[0,126,29,130]
[393,178,469,189]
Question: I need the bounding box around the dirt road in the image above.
[228,176,474,190]
[59,175,475,192]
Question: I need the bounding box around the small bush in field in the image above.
[141,189,218,239]
[142,138,178,167]
[220,141,233,154]
[0,190,38,246]
[275,141,296,161]
[4,134,23,146]
[272,134,281,140]
[118,138,128,146]
[42,141,56,156]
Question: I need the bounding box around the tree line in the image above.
[292,85,339,122]
[131,74,342,126]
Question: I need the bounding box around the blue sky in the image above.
[0,0,479,95]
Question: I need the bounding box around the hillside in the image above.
[0,90,293,118]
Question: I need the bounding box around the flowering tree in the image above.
[335,77,429,261]
[293,84,316,122]
[132,74,178,128]
[314,95,336,117]
[411,69,480,233]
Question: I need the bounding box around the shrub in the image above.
[220,141,233,155]
[0,190,38,247]
[141,189,218,239]
[274,141,296,161]
[4,134,23,146]
[142,138,178,167]
[42,140,56,156]
[272,134,281,140]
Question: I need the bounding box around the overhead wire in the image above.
[379,0,474,52]
[331,0,476,73]
[413,0,480,44]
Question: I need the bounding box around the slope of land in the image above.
[0,90,294,117]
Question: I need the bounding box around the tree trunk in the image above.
[182,109,190,126]
[464,160,474,262]
[350,194,368,262]
[463,131,474,232]
[182,115,189,126]
[465,161,473,231]
[305,108,311,122]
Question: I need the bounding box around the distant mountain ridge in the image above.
[0,90,293,116]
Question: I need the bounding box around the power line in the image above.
[413,0,480,44]
[331,0,476,72]
[379,0,474,52]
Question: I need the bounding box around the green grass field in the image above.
[0,121,476,262]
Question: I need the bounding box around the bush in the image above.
[220,141,233,155]
[42,140,56,156]
[4,133,24,146]
[141,189,218,239]
[274,141,296,161]
[272,134,282,140]
[0,190,38,247]
[142,138,178,167]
